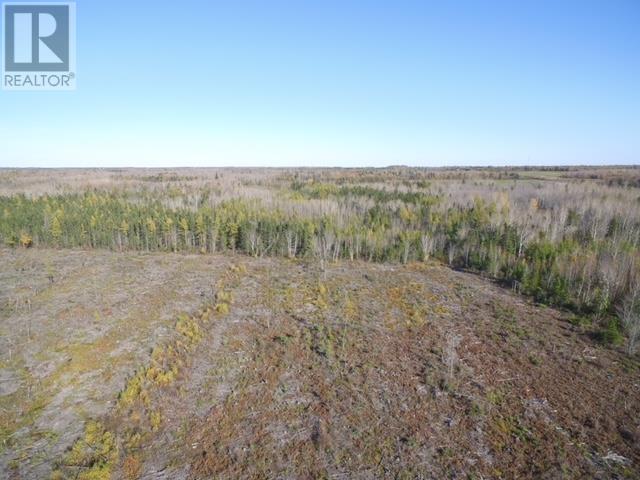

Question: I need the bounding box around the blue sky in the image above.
[1,0,639,167]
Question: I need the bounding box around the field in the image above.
[0,167,639,479]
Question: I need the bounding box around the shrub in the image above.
[215,302,230,314]
[598,319,624,346]
[63,421,118,480]
[19,231,32,248]
[123,455,142,480]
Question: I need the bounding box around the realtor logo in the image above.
[3,2,76,90]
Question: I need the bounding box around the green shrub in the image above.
[598,319,624,346]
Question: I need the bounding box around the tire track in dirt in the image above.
[51,262,248,480]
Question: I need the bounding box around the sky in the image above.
[1,0,639,168]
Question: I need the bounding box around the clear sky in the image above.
[1,0,639,168]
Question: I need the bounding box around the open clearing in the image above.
[1,247,638,479]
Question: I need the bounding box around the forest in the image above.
[1,166,639,353]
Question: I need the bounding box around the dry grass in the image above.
[1,249,639,478]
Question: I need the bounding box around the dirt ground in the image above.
[0,248,235,478]
[1,248,638,479]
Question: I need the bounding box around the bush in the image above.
[19,231,32,248]
[598,319,624,346]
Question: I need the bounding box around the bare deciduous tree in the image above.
[421,233,435,261]
[617,282,640,355]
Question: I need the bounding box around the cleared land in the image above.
[1,247,638,479]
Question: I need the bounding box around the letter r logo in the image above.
[3,4,70,72]
[13,12,64,64]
